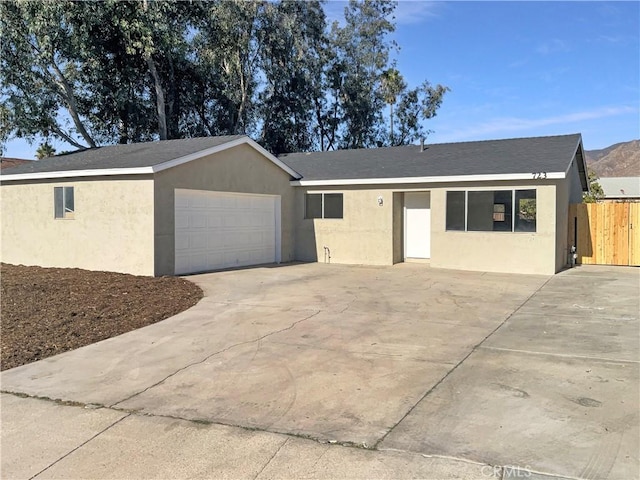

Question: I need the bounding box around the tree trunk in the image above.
[50,61,96,148]
[389,103,394,146]
[146,53,168,140]
[50,126,87,150]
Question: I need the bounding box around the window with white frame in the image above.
[305,193,343,219]
[446,189,536,232]
[54,186,75,219]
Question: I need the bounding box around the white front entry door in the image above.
[404,192,431,259]
[175,189,280,275]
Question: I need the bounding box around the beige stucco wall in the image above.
[153,143,295,275]
[430,182,558,275]
[0,176,155,275]
[294,186,396,265]
[294,180,562,275]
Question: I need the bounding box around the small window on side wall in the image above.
[305,193,343,219]
[54,186,74,219]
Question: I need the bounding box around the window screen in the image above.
[445,191,465,230]
[467,191,494,231]
[64,187,74,214]
[305,193,322,219]
[305,193,343,219]
[323,193,343,219]
[54,187,64,218]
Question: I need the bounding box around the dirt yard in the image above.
[1,264,203,371]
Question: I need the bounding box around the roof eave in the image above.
[0,167,154,182]
[291,172,567,187]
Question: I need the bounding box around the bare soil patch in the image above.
[1,264,203,371]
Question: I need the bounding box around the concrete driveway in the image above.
[1,263,638,479]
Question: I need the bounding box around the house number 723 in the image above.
[532,172,547,179]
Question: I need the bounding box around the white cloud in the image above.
[434,106,638,142]
[393,1,441,25]
[322,0,440,27]
[536,38,570,55]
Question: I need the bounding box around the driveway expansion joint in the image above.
[0,390,106,410]
[4,390,585,480]
[253,437,289,479]
[110,309,322,408]
[2,389,376,453]
[29,413,131,480]
[107,407,380,451]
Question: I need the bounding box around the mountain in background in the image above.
[585,140,639,177]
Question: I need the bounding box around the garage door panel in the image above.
[175,213,190,230]
[175,190,278,275]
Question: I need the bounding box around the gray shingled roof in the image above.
[599,176,640,198]
[0,135,245,175]
[280,134,583,181]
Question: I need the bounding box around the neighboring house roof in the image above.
[0,157,34,170]
[281,133,586,187]
[0,135,301,181]
[599,176,640,199]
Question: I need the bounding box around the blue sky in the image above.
[384,1,639,150]
[4,1,639,158]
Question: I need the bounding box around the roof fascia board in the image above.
[151,136,302,179]
[567,136,589,193]
[0,167,154,182]
[245,138,302,179]
[291,172,566,187]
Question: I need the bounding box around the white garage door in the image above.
[175,189,280,275]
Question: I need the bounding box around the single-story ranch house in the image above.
[0,133,588,276]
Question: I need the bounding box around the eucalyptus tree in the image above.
[113,0,201,140]
[0,0,199,147]
[332,0,396,149]
[389,81,449,146]
[258,0,326,155]
[194,0,265,136]
[0,0,448,154]
[0,0,97,149]
[319,0,448,149]
[70,1,156,144]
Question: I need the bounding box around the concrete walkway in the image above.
[1,263,638,479]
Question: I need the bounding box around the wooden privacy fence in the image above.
[568,202,640,266]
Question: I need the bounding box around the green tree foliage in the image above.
[35,141,55,159]
[583,168,605,203]
[0,0,448,154]
[380,67,406,145]
[258,0,326,154]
